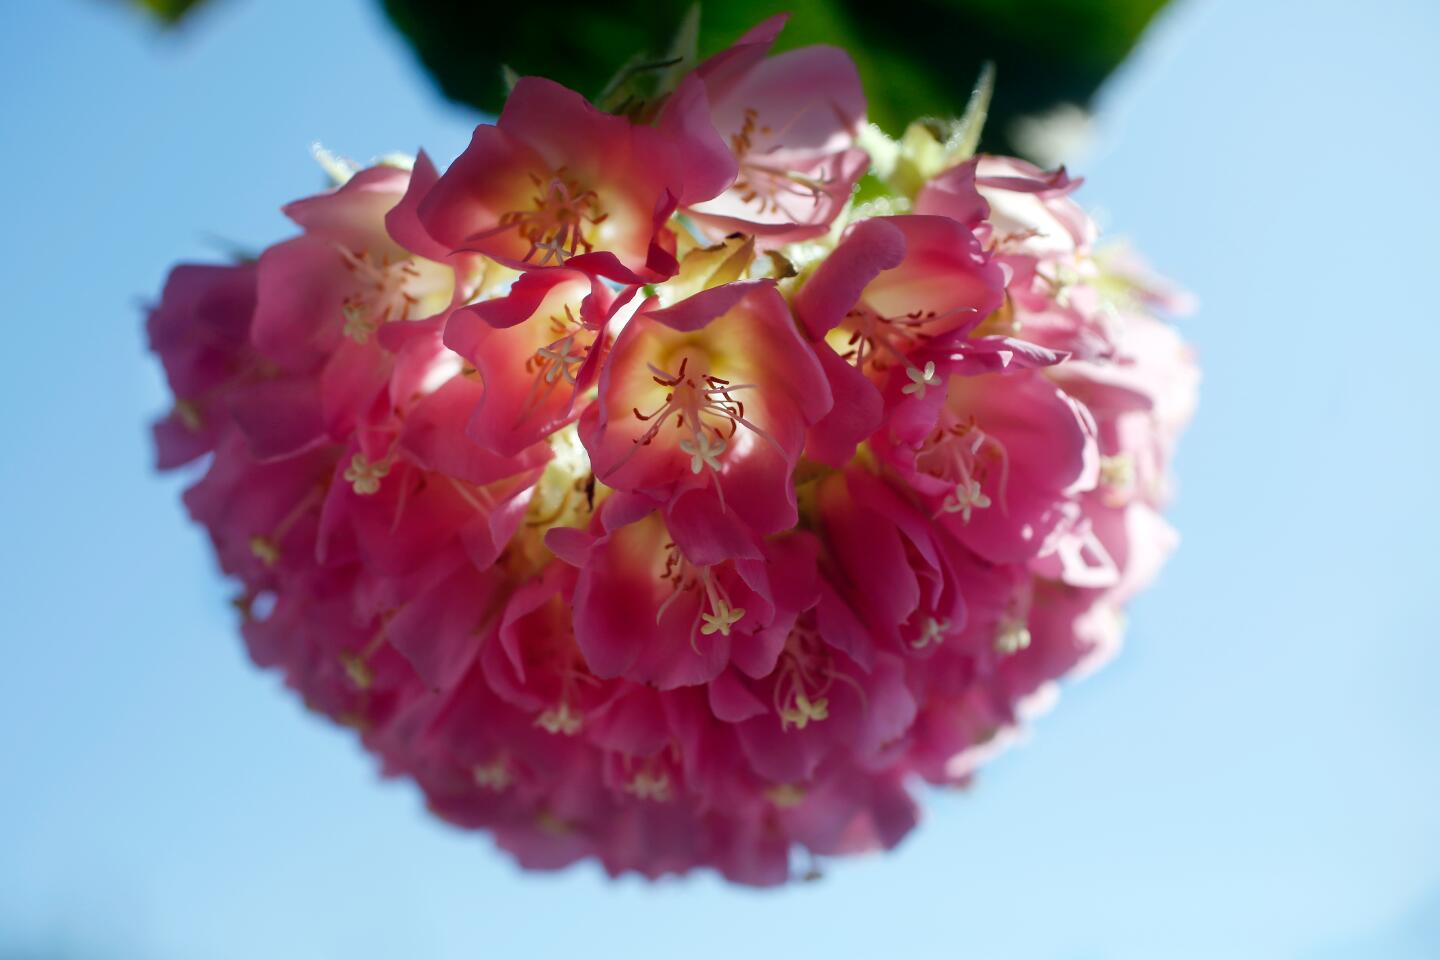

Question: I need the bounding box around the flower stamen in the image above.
[499,169,607,265]
[344,453,391,496]
[535,700,584,736]
[901,361,940,399]
[472,757,513,791]
[912,616,950,650]
[337,246,421,343]
[995,616,1032,655]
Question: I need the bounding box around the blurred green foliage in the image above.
[128,0,207,23]
[380,0,1171,154]
[126,0,1172,155]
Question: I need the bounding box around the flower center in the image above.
[766,783,807,808]
[1098,452,1136,506]
[520,304,593,415]
[628,355,775,500]
[994,616,1032,655]
[337,246,422,343]
[772,622,859,732]
[247,484,324,567]
[917,414,1008,523]
[911,616,951,650]
[835,304,950,393]
[472,757,513,791]
[511,426,596,578]
[728,107,834,220]
[343,452,392,495]
[625,769,673,802]
[535,699,584,736]
[500,169,607,266]
[338,627,388,690]
[653,539,746,645]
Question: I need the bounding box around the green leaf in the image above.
[379,0,1173,157]
[126,0,210,25]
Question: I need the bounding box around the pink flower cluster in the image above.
[149,16,1196,884]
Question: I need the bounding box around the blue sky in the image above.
[1,1,1437,957]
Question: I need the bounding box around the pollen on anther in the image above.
[535,701,583,736]
[625,771,673,802]
[912,617,951,650]
[901,361,940,399]
[339,651,374,690]
[472,758,513,792]
[766,784,807,808]
[995,617,1032,655]
[249,535,280,567]
[344,453,389,496]
[700,601,745,637]
[173,399,203,432]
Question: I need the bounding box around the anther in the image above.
[699,598,745,637]
[344,453,390,496]
[766,784,807,808]
[781,692,829,731]
[679,432,727,474]
[912,617,951,650]
[1100,453,1134,490]
[535,335,585,385]
[901,361,940,399]
[535,701,583,736]
[173,399,203,432]
[339,652,373,690]
[625,771,672,802]
[995,617,1032,655]
[472,758,513,791]
[249,535,280,567]
[940,477,991,522]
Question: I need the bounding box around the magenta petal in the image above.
[665,489,763,566]
[460,474,540,570]
[816,583,876,670]
[708,669,769,722]
[587,688,671,756]
[853,654,918,759]
[819,473,920,637]
[644,278,774,333]
[282,164,409,250]
[457,269,565,330]
[384,151,451,262]
[544,526,596,567]
[416,122,544,253]
[657,74,738,206]
[319,338,392,441]
[387,567,498,691]
[794,218,906,338]
[806,342,883,467]
[915,158,989,227]
[227,377,325,462]
[400,376,552,486]
[251,236,350,372]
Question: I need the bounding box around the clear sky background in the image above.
[1,1,1437,958]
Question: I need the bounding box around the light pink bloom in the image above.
[146,262,258,468]
[882,365,1100,564]
[668,15,870,245]
[148,25,1197,885]
[247,161,469,459]
[417,77,718,280]
[580,280,831,535]
[444,267,622,456]
[558,497,776,689]
[795,214,1005,462]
